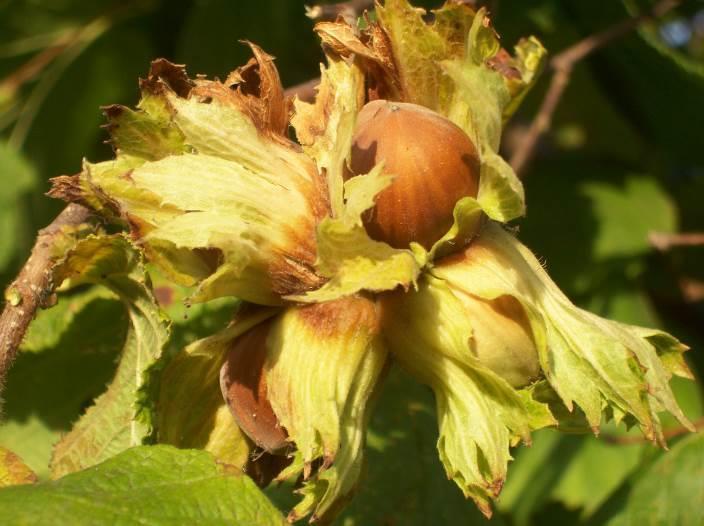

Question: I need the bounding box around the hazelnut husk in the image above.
[220,321,288,452]
[458,293,540,388]
[347,100,481,250]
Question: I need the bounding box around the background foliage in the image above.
[1,0,703,524]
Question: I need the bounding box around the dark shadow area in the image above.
[0,296,127,429]
[337,368,504,526]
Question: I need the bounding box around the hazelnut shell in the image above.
[220,321,288,453]
[348,100,480,249]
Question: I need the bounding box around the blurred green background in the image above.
[1,0,703,525]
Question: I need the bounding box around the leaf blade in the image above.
[0,445,285,525]
[49,235,170,478]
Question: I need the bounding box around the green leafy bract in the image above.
[441,11,528,223]
[375,2,546,224]
[433,222,693,444]
[51,54,327,307]
[376,0,465,111]
[288,165,422,302]
[265,296,387,522]
[382,275,554,515]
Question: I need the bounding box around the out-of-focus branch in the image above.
[0,204,93,402]
[602,417,704,445]
[649,231,704,251]
[305,0,374,23]
[678,278,704,304]
[284,77,321,102]
[509,0,681,176]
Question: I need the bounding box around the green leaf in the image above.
[498,357,701,524]
[49,235,170,478]
[0,141,36,206]
[0,141,36,272]
[499,429,646,525]
[0,445,286,525]
[0,288,127,479]
[517,162,676,296]
[622,432,704,526]
[498,430,580,525]
[21,286,118,353]
[0,447,37,487]
[580,175,676,260]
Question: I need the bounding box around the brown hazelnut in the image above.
[220,321,288,452]
[347,100,480,250]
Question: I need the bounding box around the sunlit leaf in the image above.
[0,445,285,525]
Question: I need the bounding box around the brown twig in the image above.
[0,204,93,400]
[601,417,704,445]
[509,0,681,176]
[305,0,374,23]
[649,231,704,251]
[284,77,321,102]
[678,278,704,304]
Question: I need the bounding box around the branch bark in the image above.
[0,203,93,398]
[601,416,704,445]
[284,77,321,102]
[509,0,680,176]
[649,231,704,251]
